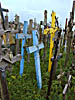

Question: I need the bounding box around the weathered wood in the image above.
[0,2,9,30]
[26,30,44,89]
[16,21,31,76]
[46,29,61,100]
[57,72,65,79]
[0,37,2,55]
[63,18,68,49]
[27,19,33,62]
[63,75,72,100]
[43,10,47,60]
[2,54,21,64]
[39,21,43,43]
[27,43,44,53]
[64,12,74,66]
[14,15,20,55]
[34,18,37,29]
[0,70,10,100]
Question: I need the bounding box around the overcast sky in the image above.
[0,0,74,28]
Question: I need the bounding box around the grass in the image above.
[6,47,75,100]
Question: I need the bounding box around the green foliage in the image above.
[5,47,75,100]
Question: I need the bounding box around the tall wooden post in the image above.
[63,18,68,52]
[15,14,20,55]
[0,14,2,55]
[43,10,47,60]
[4,13,9,45]
[64,1,75,66]
[39,21,43,43]
[27,19,33,62]
[34,18,37,29]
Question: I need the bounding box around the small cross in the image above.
[0,2,9,30]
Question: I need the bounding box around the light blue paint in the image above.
[16,33,31,40]
[26,30,44,89]
[26,43,44,53]
[16,21,31,76]
[20,21,28,76]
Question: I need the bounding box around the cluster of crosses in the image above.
[0,1,75,100]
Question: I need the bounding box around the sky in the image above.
[0,0,74,28]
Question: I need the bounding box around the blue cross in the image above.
[16,21,31,76]
[26,30,44,89]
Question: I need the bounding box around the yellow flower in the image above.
[8,82,11,85]
[11,76,16,79]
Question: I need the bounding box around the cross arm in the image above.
[16,33,31,39]
[2,54,21,64]
[0,8,9,12]
[26,42,44,54]
[44,27,59,35]
[0,30,19,36]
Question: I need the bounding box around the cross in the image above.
[16,21,31,76]
[0,53,21,100]
[46,29,61,100]
[0,2,9,30]
[0,37,21,100]
[0,13,20,56]
[44,11,59,72]
[26,30,44,89]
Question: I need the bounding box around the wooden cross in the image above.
[16,21,31,76]
[64,1,75,66]
[0,63,10,100]
[46,29,61,100]
[0,36,21,100]
[0,53,21,100]
[0,2,9,30]
[44,11,59,72]
[26,30,44,89]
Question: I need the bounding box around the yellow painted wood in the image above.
[44,11,59,72]
[9,33,15,45]
[3,34,6,45]
[3,33,15,45]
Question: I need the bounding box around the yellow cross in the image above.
[44,11,59,72]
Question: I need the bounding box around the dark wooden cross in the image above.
[46,29,62,100]
[0,2,9,30]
